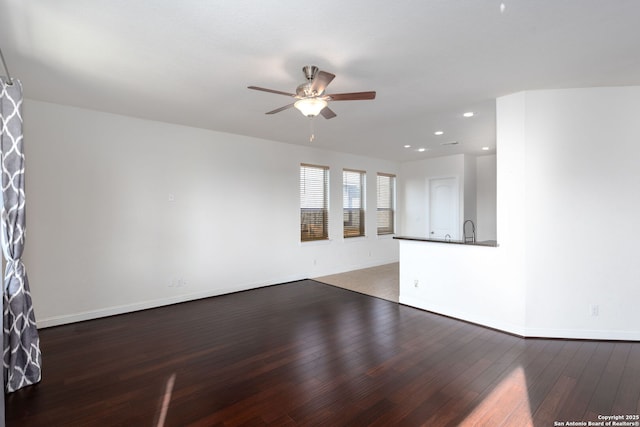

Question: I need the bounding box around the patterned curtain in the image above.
[0,78,41,393]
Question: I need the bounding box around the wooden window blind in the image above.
[300,164,329,242]
[343,169,365,238]
[377,173,396,235]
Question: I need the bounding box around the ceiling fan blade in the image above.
[266,103,295,114]
[327,91,376,101]
[248,86,296,97]
[310,71,336,95]
[320,107,337,119]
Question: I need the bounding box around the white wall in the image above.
[476,155,497,241]
[399,240,525,335]
[23,100,399,327]
[398,153,489,241]
[398,109,522,337]
[520,87,640,339]
[399,86,640,340]
[398,154,465,237]
[463,154,477,234]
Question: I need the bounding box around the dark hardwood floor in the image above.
[6,280,640,426]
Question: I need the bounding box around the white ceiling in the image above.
[1,0,639,162]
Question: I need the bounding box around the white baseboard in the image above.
[37,273,308,329]
[523,327,640,341]
[399,295,526,337]
[36,260,399,329]
[399,295,640,341]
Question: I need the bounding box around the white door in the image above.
[429,177,458,239]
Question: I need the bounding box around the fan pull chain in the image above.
[309,117,315,142]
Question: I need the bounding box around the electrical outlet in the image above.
[414,279,419,288]
[169,277,187,288]
[591,304,599,317]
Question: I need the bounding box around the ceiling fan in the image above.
[248,65,376,119]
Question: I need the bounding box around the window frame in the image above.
[300,163,330,242]
[343,168,366,238]
[376,172,396,235]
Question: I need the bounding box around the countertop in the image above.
[393,236,498,247]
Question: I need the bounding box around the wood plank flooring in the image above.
[6,280,640,426]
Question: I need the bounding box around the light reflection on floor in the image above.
[156,373,176,427]
[460,366,533,426]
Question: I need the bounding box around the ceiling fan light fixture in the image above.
[248,66,374,120]
[294,98,328,117]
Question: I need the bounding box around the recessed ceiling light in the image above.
[434,131,444,136]
[403,144,411,148]
[417,148,426,152]
[463,112,474,118]
[482,146,490,151]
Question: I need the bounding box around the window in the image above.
[300,164,329,242]
[343,169,365,238]
[377,173,396,235]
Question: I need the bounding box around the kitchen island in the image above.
[393,235,526,336]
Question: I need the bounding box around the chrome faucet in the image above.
[463,220,476,243]
[445,234,451,242]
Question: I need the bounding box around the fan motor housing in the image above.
[296,83,315,97]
